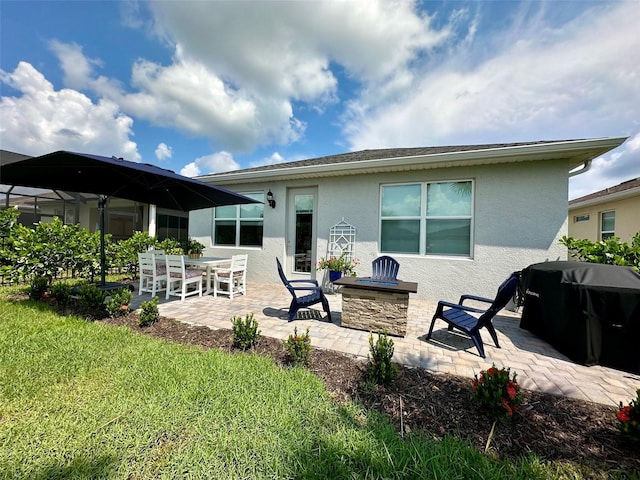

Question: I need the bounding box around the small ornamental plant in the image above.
[366,331,398,386]
[106,288,133,318]
[617,389,640,443]
[283,326,311,367]
[316,252,359,275]
[50,282,71,306]
[472,364,522,422]
[231,313,261,350]
[29,276,49,301]
[138,296,159,327]
[77,284,107,316]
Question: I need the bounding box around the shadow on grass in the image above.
[32,454,119,480]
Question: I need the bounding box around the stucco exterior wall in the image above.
[190,159,569,301]
[569,195,640,243]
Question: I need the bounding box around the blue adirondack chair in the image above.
[371,255,400,281]
[276,258,332,322]
[426,272,520,358]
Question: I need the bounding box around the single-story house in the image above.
[568,176,640,243]
[190,137,628,301]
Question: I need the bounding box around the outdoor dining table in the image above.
[183,256,231,295]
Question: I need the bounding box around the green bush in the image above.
[76,284,107,315]
[560,232,640,271]
[366,331,398,386]
[50,282,71,305]
[105,288,133,318]
[138,296,159,327]
[283,326,311,367]
[472,364,522,422]
[29,276,50,301]
[231,313,261,350]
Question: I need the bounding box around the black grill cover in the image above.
[520,261,640,374]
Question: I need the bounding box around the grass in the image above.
[0,288,586,479]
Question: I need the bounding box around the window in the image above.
[380,181,473,256]
[214,192,264,247]
[600,211,615,240]
[574,214,590,223]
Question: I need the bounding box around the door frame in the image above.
[286,187,318,279]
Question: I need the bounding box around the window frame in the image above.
[600,210,615,240]
[379,180,474,258]
[213,192,265,247]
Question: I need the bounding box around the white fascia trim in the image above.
[569,186,640,210]
[203,137,628,184]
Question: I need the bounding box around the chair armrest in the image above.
[437,300,487,314]
[458,294,493,306]
[288,279,320,286]
[290,285,322,293]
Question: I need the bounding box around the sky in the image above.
[1,0,639,200]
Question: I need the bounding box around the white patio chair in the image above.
[138,252,167,297]
[213,254,248,299]
[165,254,203,301]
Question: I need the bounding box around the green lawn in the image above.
[0,291,576,479]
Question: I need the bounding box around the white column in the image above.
[148,204,157,237]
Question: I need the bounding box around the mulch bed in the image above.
[97,313,640,476]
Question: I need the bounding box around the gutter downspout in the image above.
[569,159,592,177]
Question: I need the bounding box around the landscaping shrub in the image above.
[28,276,50,301]
[76,284,107,316]
[560,232,640,271]
[231,313,260,350]
[472,364,522,421]
[50,282,71,305]
[617,388,640,444]
[105,288,133,318]
[366,331,398,386]
[283,326,311,367]
[138,296,159,327]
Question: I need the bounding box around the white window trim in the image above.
[600,210,615,240]
[213,192,264,247]
[379,180,474,258]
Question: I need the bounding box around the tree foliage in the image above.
[560,232,640,271]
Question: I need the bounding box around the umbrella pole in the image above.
[99,195,107,286]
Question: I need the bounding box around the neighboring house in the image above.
[190,137,627,302]
[568,177,640,243]
[0,150,189,242]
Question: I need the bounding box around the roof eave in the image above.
[200,137,628,185]
[569,186,640,210]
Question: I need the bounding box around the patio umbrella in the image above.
[0,150,258,287]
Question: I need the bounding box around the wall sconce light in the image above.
[267,189,276,208]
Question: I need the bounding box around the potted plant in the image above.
[316,252,359,281]
[185,238,205,259]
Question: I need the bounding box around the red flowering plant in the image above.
[316,252,359,275]
[617,389,640,443]
[472,364,522,422]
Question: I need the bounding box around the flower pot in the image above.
[329,270,342,282]
[188,253,202,259]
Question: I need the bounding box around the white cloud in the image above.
[344,2,640,150]
[48,40,99,90]
[0,61,139,160]
[180,151,240,177]
[155,142,172,161]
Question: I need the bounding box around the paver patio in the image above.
[132,282,640,407]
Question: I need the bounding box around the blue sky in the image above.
[1,0,639,200]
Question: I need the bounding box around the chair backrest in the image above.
[138,252,154,272]
[479,272,520,324]
[165,254,185,278]
[371,255,400,280]
[232,254,248,270]
[276,258,298,298]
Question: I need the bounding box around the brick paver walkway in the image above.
[132,282,640,407]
